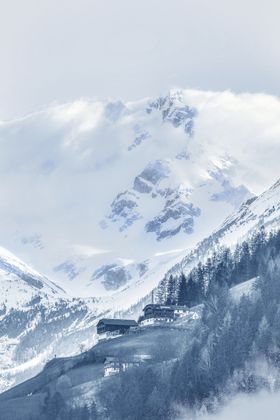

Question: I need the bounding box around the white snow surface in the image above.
[2,88,277,302]
[0,246,66,310]
[230,278,257,301]
[164,177,280,289]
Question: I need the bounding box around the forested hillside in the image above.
[95,228,280,419]
[3,227,280,419]
[158,227,278,308]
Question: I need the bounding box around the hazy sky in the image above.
[1,0,280,119]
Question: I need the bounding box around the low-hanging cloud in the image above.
[177,391,280,420]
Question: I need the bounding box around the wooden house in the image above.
[97,318,138,336]
[103,355,150,377]
[139,304,174,325]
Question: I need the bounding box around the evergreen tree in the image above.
[166,275,176,304]
[239,241,251,281]
[196,262,205,299]
[187,276,201,306]
[177,273,188,305]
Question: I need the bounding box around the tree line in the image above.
[161,226,279,307]
[95,227,280,419]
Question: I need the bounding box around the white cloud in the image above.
[70,245,110,258]
[155,249,185,257]
[188,391,280,420]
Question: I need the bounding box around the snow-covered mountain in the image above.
[0,89,271,302]
[1,89,280,394]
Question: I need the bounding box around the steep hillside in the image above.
[0,246,65,310]
[163,177,280,283]
[0,247,106,393]
[0,271,273,420]
[0,321,197,419]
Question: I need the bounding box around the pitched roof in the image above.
[143,304,174,311]
[97,318,138,327]
[143,304,189,311]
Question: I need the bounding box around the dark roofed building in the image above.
[97,318,138,335]
[143,304,174,318]
[138,303,190,325]
[138,304,174,325]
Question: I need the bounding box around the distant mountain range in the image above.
[1,89,280,393]
[0,89,261,298]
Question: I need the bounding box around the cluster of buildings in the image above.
[97,303,190,339]
[97,303,192,377]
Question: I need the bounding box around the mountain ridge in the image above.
[0,89,268,299]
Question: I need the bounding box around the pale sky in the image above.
[1,0,280,118]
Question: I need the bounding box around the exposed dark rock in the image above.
[133,176,153,194]
[54,261,84,281]
[146,91,197,136]
[92,264,132,290]
[134,160,170,187]
[146,195,201,241]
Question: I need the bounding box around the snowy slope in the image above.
[0,246,65,310]
[0,247,114,393]
[230,277,257,301]
[217,179,280,246]
[165,178,280,280]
